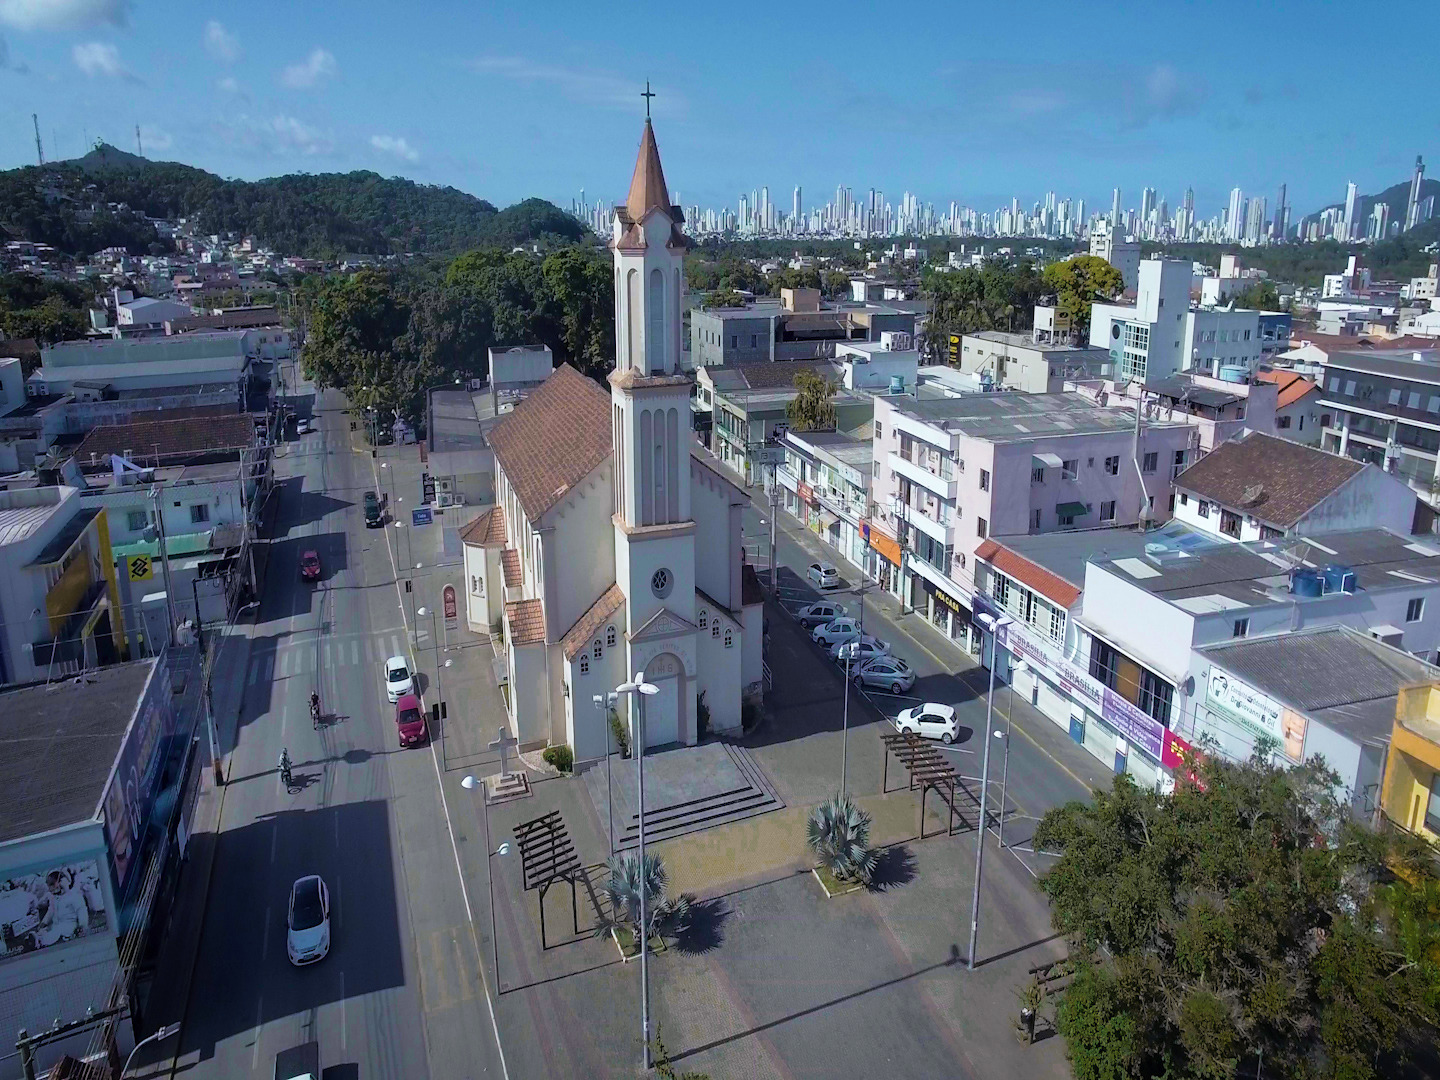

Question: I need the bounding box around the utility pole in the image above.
[135,123,143,157]
[32,114,44,165]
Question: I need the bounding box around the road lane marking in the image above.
[323,641,332,668]
[250,996,264,1069]
[340,970,347,1050]
[269,823,277,865]
[351,640,360,665]
[264,654,274,681]
[262,909,271,959]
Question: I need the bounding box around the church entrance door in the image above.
[641,653,682,748]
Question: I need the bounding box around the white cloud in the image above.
[0,0,129,30]
[137,124,172,153]
[370,134,418,162]
[215,113,336,158]
[269,114,332,154]
[468,56,682,113]
[217,75,240,93]
[72,40,135,81]
[204,20,240,63]
[280,47,336,89]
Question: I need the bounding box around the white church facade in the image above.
[461,118,764,763]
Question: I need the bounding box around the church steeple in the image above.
[625,119,672,225]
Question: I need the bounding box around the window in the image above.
[1233,618,1249,638]
[1244,329,1252,341]
[1277,415,1292,429]
[699,610,708,629]
[126,509,148,532]
[1141,452,1157,473]
[1031,508,1042,530]
[1057,505,1076,527]
[1298,415,1304,430]
[1344,380,1357,396]
[1234,405,1245,420]
[713,623,721,638]
[1328,376,1341,393]
[1032,466,1044,483]
[1100,500,1116,522]
[1220,509,1241,538]
[1197,500,1211,518]
[1410,392,1422,410]
[979,468,990,492]
[579,657,589,675]
[977,517,987,539]
[606,625,617,647]
[1180,493,1188,505]
[190,503,210,524]
[1168,492,1176,512]
[1061,459,1078,480]
[1390,388,1403,405]
[1425,773,1440,834]
[730,335,737,349]
[593,639,602,660]
[724,630,733,648]
[875,421,882,438]
[750,334,758,348]
[1104,455,1119,475]
[1408,597,1425,623]
[1427,397,1440,414]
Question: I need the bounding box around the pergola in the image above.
[880,730,973,839]
[513,809,585,949]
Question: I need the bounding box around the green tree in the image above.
[702,288,746,308]
[786,370,837,431]
[541,246,614,382]
[1033,754,1439,1080]
[1041,254,1125,336]
[806,794,878,885]
[1231,279,1281,310]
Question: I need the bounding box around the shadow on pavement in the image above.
[179,799,406,1064]
[673,897,728,955]
[868,843,918,892]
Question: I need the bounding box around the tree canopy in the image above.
[918,259,1046,359]
[1034,753,1440,1080]
[786,370,837,432]
[1041,254,1125,334]
[1230,279,1282,311]
[0,273,92,350]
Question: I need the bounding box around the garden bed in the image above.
[811,866,865,898]
[611,927,668,962]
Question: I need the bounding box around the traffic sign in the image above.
[411,507,434,527]
[127,554,153,581]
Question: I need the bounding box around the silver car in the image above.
[853,656,916,694]
[796,600,847,629]
[830,635,891,665]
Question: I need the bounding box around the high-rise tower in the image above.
[1406,156,1426,231]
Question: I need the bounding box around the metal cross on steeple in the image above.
[641,80,655,118]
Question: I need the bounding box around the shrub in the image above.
[595,850,691,944]
[696,691,711,740]
[608,707,631,757]
[542,744,573,773]
[806,794,878,884]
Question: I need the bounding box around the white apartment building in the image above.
[1089,224,1140,291]
[866,391,1194,622]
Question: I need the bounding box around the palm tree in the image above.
[595,850,691,946]
[807,795,878,885]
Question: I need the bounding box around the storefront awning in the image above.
[866,523,902,567]
[818,511,839,530]
[1033,452,1065,469]
[1056,501,1088,518]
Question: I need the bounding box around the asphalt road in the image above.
[179,382,506,1079]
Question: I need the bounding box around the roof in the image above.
[1200,626,1439,746]
[167,308,280,332]
[1255,369,1318,409]
[885,390,1189,443]
[0,338,41,365]
[1319,347,1440,384]
[625,119,672,224]
[560,584,625,660]
[1144,375,1243,409]
[1173,432,1366,528]
[999,520,1217,590]
[0,486,70,546]
[30,506,100,566]
[501,548,521,588]
[73,412,256,463]
[506,598,547,646]
[459,506,507,548]
[975,538,1082,608]
[710,360,841,392]
[0,659,158,843]
[478,364,612,522]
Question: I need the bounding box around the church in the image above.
[461,117,764,762]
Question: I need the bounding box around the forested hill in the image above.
[0,144,586,259]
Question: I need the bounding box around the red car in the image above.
[395,692,427,747]
[300,550,321,581]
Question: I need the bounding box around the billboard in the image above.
[0,860,109,961]
[1206,668,1283,742]
[101,660,178,900]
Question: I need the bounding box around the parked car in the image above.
[830,635,891,665]
[807,561,841,589]
[894,702,959,744]
[853,656,916,694]
[796,600,847,629]
[299,550,321,581]
[395,691,428,747]
[363,490,383,528]
[295,418,311,435]
[383,655,413,702]
[812,616,862,649]
[286,875,331,965]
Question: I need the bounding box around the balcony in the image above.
[888,451,957,500]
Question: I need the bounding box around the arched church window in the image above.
[606,625,617,648]
[579,657,589,675]
[712,623,721,639]
[593,639,602,660]
[724,630,733,648]
[698,610,707,629]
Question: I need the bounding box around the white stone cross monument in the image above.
[490,726,519,781]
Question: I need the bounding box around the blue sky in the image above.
[1,0,1436,224]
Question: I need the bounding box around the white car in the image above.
[830,635,891,665]
[812,616,862,649]
[894,702,960,744]
[807,562,841,589]
[854,656,916,694]
[295,418,311,435]
[384,655,414,702]
[286,874,331,966]
[796,600,847,629]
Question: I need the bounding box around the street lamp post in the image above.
[840,640,856,798]
[121,1022,180,1077]
[461,774,510,993]
[616,672,659,1070]
[890,493,910,614]
[997,660,1027,852]
[968,610,1012,970]
[593,691,618,854]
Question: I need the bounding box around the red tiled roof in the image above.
[1255,369,1317,410]
[486,364,612,522]
[560,584,625,660]
[73,412,256,463]
[501,549,521,588]
[459,505,507,548]
[505,599,546,646]
[1173,431,1365,528]
[974,539,1081,609]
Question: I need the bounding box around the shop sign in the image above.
[1161,728,1207,790]
[798,482,817,506]
[1281,708,1308,763]
[1206,668,1283,741]
[920,576,967,618]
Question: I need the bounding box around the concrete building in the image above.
[1073,372,1277,456]
[1381,681,1440,840]
[0,651,202,1072]
[957,329,1112,393]
[775,429,873,568]
[0,486,124,686]
[689,291,918,368]
[116,297,192,327]
[1195,627,1439,818]
[29,332,254,397]
[1254,370,1328,446]
[1172,432,1420,543]
[1089,224,1140,291]
[868,391,1193,615]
